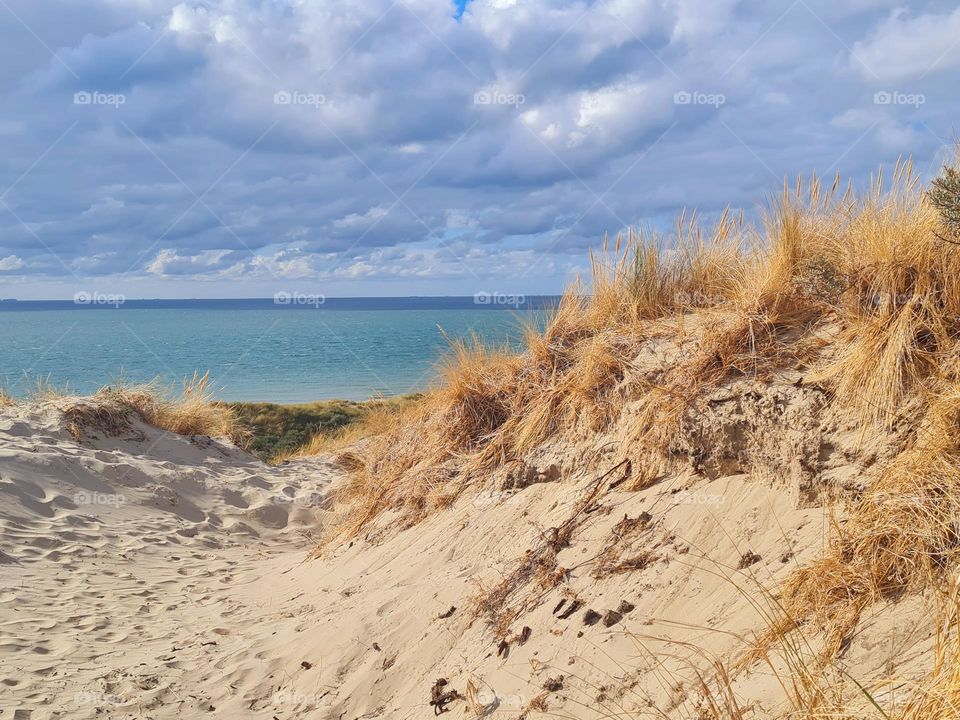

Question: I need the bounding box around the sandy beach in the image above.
[1,397,339,717]
[1,381,943,719]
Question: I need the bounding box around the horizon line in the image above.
[0,294,565,303]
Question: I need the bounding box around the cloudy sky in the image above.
[0,0,956,299]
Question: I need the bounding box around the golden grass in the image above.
[894,581,960,720]
[733,162,960,668]
[811,161,956,426]
[287,398,414,459]
[310,154,960,714]
[65,373,245,444]
[269,152,960,718]
[258,394,420,463]
[695,579,960,720]
[314,157,960,547]
[28,376,74,400]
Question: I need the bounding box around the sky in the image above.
[0,0,957,300]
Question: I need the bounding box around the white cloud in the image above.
[332,206,391,231]
[667,0,738,42]
[852,7,960,80]
[146,248,234,275]
[249,249,321,279]
[0,255,25,271]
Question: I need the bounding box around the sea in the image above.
[0,297,558,403]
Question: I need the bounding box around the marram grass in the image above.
[305,154,960,718]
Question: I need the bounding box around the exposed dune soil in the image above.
[0,392,940,719]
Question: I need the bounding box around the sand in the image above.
[0,392,940,719]
[0,399,337,718]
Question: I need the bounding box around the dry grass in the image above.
[320,171,870,536]
[310,153,960,715]
[318,158,960,542]
[891,581,960,720]
[810,160,958,426]
[591,512,655,579]
[470,461,625,639]
[266,394,419,463]
[28,376,74,400]
[728,161,960,668]
[693,579,960,720]
[65,373,245,444]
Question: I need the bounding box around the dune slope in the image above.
[0,378,942,719]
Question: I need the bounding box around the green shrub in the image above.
[929,162,960,240]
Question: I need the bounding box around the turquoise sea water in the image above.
[0,298,554,403]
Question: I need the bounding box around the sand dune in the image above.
[1,386,940,719]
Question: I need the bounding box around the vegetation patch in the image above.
[235,394,422,463]
[62,373,244,444]
[229,399,368,461]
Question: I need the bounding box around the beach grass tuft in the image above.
[62,373,246,444]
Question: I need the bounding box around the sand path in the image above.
[0,400,338,719]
